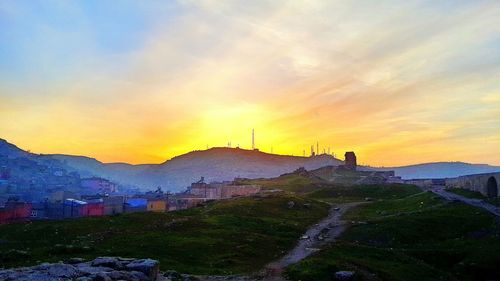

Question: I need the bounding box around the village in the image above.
[0,176,261,224]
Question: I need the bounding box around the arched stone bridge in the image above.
[446,172,499,198]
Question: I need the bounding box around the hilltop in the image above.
[1,138,500,192]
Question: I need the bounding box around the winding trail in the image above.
[262,202,364,281]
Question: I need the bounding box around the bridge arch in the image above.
[486,176,498,198]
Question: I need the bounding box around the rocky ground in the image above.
[0,256,201,281]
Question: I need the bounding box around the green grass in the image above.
[287,199,500,281]
[446,188,486,199]
[0,193,329,274]
[306,184,422,203]
[485,197,500,207]
[237,174,322,193]
[343,191,444,221]
[285,242,454,281]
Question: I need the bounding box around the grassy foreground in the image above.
[286,193,500,281]
[0,193,329,274]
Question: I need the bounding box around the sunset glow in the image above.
[1,1,500,166]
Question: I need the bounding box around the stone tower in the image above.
[344,151,357,171]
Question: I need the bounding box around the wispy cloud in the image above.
[1,0,499,165]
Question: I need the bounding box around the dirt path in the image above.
[428,186,500,216]
[262,202,364,281]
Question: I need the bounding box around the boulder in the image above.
[46,263,79,278]
[334,270,355,281]
[91,257,122,269]
[125,259,160,279]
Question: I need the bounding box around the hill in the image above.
[2,138,500,192]
[378,162,500,179]
[50,148,344,191]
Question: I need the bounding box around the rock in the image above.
[0,257,160,281]
[125,258,160,279]
[46,263,79,278]
[287,201,295,209]
[163,270,182,281]
[89,272,112,281]
[91,257,124,269]
[334,270,355,281]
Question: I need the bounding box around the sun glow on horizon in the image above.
[1,1,500,166]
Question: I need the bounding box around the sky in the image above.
[1,0,500,166]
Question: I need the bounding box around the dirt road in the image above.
[262,202,363,281]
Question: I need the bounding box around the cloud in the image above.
[1,0,500,165]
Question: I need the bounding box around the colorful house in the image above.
[124,198,147,213]
[85,199,104,217]
[147,199,167,212]
[0,201,32,224]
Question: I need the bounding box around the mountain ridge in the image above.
[1,138,500,191]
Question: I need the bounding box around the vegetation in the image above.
[286,195,500,281]
[306,183,422,203]
[0,193,329,274]
[237,174,321,193]
[446,188,486,199]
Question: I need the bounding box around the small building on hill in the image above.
[80,177,117,194]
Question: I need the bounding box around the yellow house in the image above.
[147,199,167,212]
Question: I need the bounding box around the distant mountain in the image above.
[50,148,344,191]
[2,138,500,192]
[376,162,500,179]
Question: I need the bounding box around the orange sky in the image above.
[1,1,499,166]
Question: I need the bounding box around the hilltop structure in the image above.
[344,151,357,171]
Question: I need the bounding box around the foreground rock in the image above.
[0,257,255,281]
[0,257,159,281]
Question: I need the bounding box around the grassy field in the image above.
[0,193,329,274]
[446,188,486,199]
[306,184,422,203]
[237,174,322,193]
[286,195,500,281]
[446,188,500,206]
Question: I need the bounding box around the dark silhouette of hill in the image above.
[1,138,500,192]
[50,147,343,191]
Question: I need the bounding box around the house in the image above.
[147,199,167,212]
[0,200,32,224]
[50,190,80,203]
[85,199,104,217]
[103,196,125,215]
[63,199,87,218]
[30,202,48,220]
[169,194,205,211]
[80,177,117,194]
[124,198,147,213]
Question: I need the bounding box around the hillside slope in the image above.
[51,148,344,191]
[379,162,500,179]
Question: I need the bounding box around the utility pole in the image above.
[252,129,255,150]
[316,141,319,156]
